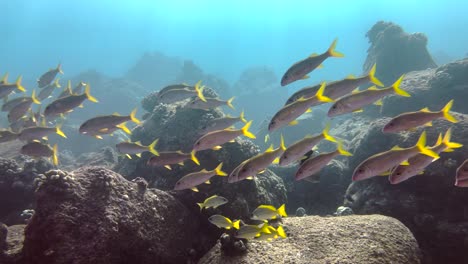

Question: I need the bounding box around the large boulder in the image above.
[199,215,421,264]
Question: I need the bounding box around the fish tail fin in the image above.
[440,100,458,123]
[239,110,247,123]
[415,131,439,159]
[148,138,159,156]
[57,63,64,74]
[215,162,228,176]
[1,72,8,83]
[327,38,344,57]
[277,204,287,217]
[116,123,132,135]
[227,97,235,109]
[84,84,98,103]
[276,226,287,238]
[190,150,200,165]
[196,203,204,211]
[322,123,337,143]
[442,128,463,149]
[368,64,384,87]
[16,76,26,92]
[434,133,443,147]
[194,81,206,102]
[56,124,67,138]
[241,120,256,139]
[315,82,334,102]
[53,78,61,88]
[130,108,141,124]
[52,144,59,166]
[391,75,410,97]
[31,90,41,104]
[232,220,240,230]
[337,140,352,156]
[280,134,286,151]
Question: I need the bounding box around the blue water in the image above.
[3,0,467,92]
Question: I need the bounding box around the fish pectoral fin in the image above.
[379,171,391,176]
[353,109,364,113]
[212,146,222,150]
[246,176,254,180]
[391,145,404,150]
[205,180,211,184]
[400,160,410,166]
[373,99,383,106]
[305,108,312,113]
[300,75,310,80]
[424,121,433,127]
[229,139,235,143]
[351,88,360,94]
[418,171,425,175]
[178,162,184,166]
[164,165,172,170]
[136,153,141,158]
[191,187,199,192]
[258,169,266,174]
[407,127,418,132]
[125,154,132,159]
[317,64,324,69]
[94,135,103,140]
[288,120,299,126]
[272,157,280,164]
[264,134,270,143]
[78,104,84,108]
[98,128,109,133]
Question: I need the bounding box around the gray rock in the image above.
[334,206,353,216]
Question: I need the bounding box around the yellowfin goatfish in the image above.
[352,131,439,181]
[382,100,458,133]
[228,136,286,183]
[295,141,352,181]
[115,139,159,158]
[79,109,140,136]
[198,111,247,135]
[174,163,227,192]
[186,96,235,110]
[20,141,59,166]
[328,75,410,117]
[44,84,98,118]
[281,39,344,86]
[279,123,337,166]
[250,204,287,221]
[455,160,468,187]
[0,76,26,98]
[285,64,384,105]
[193,121,255,152]
[0,129,19,143]
[18,124,67,141]
[157,81,206,104]
[255,225,287,241]
[197,195,228,211]
[208,215,240,230]
[37,63,63,88]
[235,223,271,239]
[38,78,61,101]
[146,150,200,168]
[389,129,462,184]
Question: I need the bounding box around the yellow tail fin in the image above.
[31,90,41,104]
[391,75,410,97]
[440,100,458,123]
[232,220,240,230]
[442,128,463,149]
[226,97,235,109]
[116,123,131,135]
[55,124,67,138]
[276,225,287,238]
[239,110,247,123]
[315,82,334,103]
[322,123,337,143]
[277,204,287,217]
[130,108,141,124]
[415,131,439,159]
[327,38,344,57]
[434,133,443,147]
[84,84,98,103]
[368,64,384,87]
[241,120,256,139]
[52,144,59,166]
[279,134,286,151]
[148,138,159,156]
[215,162,227,176]
[194,80,206,102]
[16,76,26,92]
[190,150,200,165]
[336,140,352,156]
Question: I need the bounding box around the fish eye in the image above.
[196,142,200,145]
[241,168,247,173]
[332,105,337,109]
[396,172,401,176]
[388,123,394,127]
[358,169,364,173]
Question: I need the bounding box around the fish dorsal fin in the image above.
[346,74,356,79]
[112,112,120,116]
[391,145,404,150]
[135,141,142,145]
[175,150,184,154]
[309,53,318,57]
[367,86,379,91]
[265,144,274,152]
[305,108,312,113]
[420,107,430,113]
[200,169,208,172]
[351,88,360,94]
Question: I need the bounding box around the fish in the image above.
[79,109,141,136]
[9,114,38,133]
[0,76,26,98]
[158,83,193,95]
[20,141,59,166]
[196,195,228,211]
[146,150,200,168]
[328,75,410,117]
[279,123,337,166]
[235,223,271,239]
[2,96,30,112]
[198,110,247,135]
[72,81,87,94]
[0,72,8,84]
[38,78,61,101]
[352,131,440,181]
[268,82,333,132]
[456,159,468,182]
[57,80,73,99]
[295,141,352,181]
[455,178,468,188]
[208,215,240,230]
[285,64,384,105]
[382,100,458,133]
[281,39,344,86]
[228,135,286,183]
[193,121,255,152]
[0,129,19,143]
[115,139,159,158]
[254,225,287,241]
[8,91,41,123]
[157,81,206,104]
[173,163,227,192]
[186,96,235,110]
[37,63,63,88]
[389,129,462,184]
[44,84,98,118]
[18,124,67,141]
[250,204,287,221]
